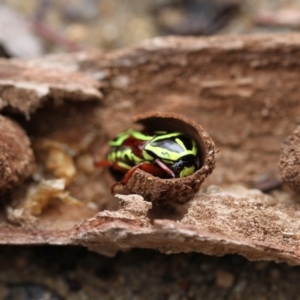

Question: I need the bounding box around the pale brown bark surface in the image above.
[1,34,300,265]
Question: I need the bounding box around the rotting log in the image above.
[1,34,300,264]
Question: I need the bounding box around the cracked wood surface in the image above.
[1,34,300,265]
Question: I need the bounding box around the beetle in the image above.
[95,129,200,193]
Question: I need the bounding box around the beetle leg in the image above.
[111,163,142,194]
[99,160,174,194]
[139,163,167,177]
[111,162,166,194]
[116,160,174,193]
[94,160,131,173]
[121,162,168,184]
[94,160,111,168]
[119,163,147,185]
[153,158,175,178]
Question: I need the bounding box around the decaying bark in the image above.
[1,34,300,265]
[279,126,300,194]
[0,53,102,114]
[0,115,34,192]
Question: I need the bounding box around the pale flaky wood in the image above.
[1,34,300,264]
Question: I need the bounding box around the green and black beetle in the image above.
[95,129,200,193]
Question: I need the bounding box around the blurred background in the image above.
[1,0,300,58]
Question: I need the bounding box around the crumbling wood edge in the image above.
[70,193,300,265]
[75,221,300,265]
[0,54,102,115]
[3,192,300,265]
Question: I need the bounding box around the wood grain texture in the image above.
[1,34,300,264]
